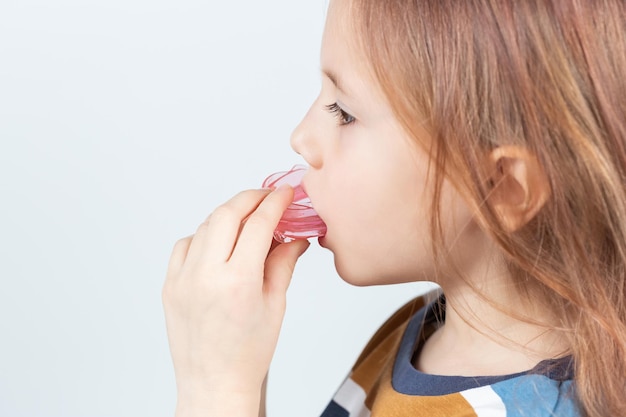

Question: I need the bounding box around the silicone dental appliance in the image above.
[262,165,327,243]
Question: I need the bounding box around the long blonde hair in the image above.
[347,1,626,415]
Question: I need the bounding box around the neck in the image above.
[417,257,568,376]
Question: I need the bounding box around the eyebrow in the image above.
[322,68,348,95]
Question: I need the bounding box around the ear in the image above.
[485,146,551,232]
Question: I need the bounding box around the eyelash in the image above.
[325,102,356,126]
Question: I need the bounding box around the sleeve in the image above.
[319,289,441,417]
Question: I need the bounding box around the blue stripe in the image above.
[490,375,580,417]
[319,400,350,417]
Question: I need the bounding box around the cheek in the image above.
[321,168,376,232]
[320,174,434,284]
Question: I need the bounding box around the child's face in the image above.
[291,0,481,285]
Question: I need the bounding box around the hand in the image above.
[162,186,310,416]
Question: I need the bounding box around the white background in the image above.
[0,1,433,416]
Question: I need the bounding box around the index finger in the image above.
[229,185,294,269]
[186,189,271,266]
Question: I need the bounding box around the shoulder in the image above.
[467,374,580,417]
[352,289,440,369]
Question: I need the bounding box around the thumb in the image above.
[264,239,310,296]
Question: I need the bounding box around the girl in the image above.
[162,0,626,416]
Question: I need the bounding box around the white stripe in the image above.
[333,377,371,417]
[460,386,507,417]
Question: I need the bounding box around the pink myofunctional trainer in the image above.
[262,165,327,243]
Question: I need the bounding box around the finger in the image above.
[185,189,272,265]
[230,185,294,269]
[264,239,310,297]
[165,235,193,281]
[267,237,281,256]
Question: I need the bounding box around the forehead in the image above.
[320,0,372,91]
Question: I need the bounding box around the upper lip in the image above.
[301,180,325,219]
[300,178,309,196]
[300,177,313,203]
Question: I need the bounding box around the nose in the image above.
[290,104,323,169]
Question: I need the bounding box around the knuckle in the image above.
[173,236,192,251]
[167,237,193,273]
[161,280,177,307]
[194,221,208,236]
[209,205,235,223]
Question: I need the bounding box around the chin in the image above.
[333,257,381,287]
[333,253,433,287]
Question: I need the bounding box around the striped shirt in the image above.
[320,294,580,417]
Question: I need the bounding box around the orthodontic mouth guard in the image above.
[262,165,327,243]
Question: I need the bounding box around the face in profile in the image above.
[290,0,483,286]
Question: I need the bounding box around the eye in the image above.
[325,102,356,126]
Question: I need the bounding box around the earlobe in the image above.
[486,146,551,232]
